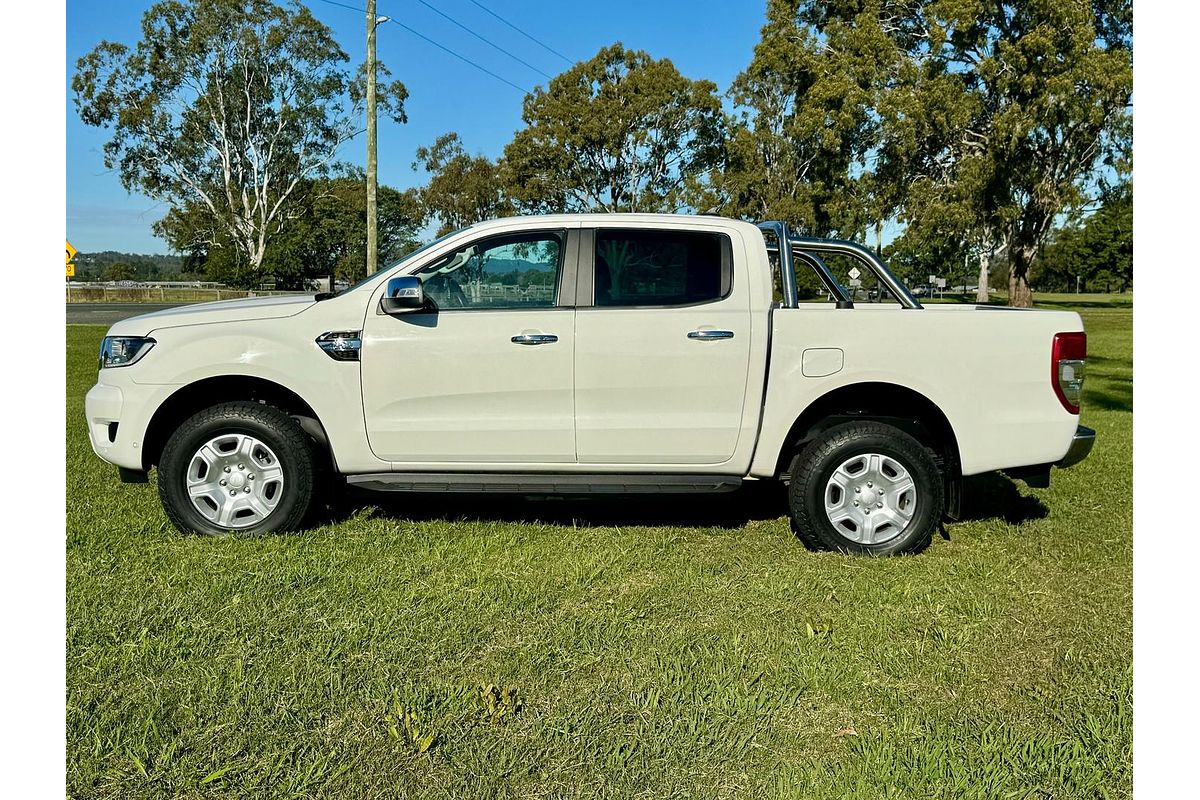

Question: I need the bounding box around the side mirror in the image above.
[380,276,429,315]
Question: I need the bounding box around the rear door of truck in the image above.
[572,224,754,465]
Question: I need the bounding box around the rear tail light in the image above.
[1052,332,1087,414]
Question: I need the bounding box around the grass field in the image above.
[66,304,1132,799]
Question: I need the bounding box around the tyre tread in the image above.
[787,421,943,556]
[157,400,314,535]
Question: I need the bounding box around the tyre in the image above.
[157,401,315,535]
[787,421,943,556]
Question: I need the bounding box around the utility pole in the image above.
[365,0,379,279]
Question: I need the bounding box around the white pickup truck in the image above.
[85,214,1093,555]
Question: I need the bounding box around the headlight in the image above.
[98,336,156,369]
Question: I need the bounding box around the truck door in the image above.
[361,228,578,464]
[573,227,753,465]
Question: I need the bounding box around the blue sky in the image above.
[65,0,771,254]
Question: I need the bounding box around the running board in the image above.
[345,472,743,494]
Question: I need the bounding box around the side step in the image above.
[346,472,743,494]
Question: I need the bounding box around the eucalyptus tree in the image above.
[733,1,1131,306]
[72,0,408,276]
[155,174,423,288]
[712,0,883,238]
[502,44,725,214]
[864,0,1131,305]
[414,132,513,235]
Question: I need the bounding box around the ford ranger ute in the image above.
[85,214,1094,555]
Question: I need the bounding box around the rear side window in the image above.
[594,229,730,307]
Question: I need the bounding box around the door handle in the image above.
[687,329,735,340]
[511,333,558,345]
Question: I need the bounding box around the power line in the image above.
[314,0,374,16]
[408,0,554,80]
[388,18,531,94]
[312,0,532,94]
[463,0,573,65]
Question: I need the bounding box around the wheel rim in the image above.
[823,452,918,545]
[185,433,285,529]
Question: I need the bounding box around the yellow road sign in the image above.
[66,263,76,278]
[66,240,77,265]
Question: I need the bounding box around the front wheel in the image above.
[788,421,944,556]
[157,401,315,535]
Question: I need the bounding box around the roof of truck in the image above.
[465,212,750,229]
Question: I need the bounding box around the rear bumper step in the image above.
[346,472,743,494]
[1057,425,1096,469]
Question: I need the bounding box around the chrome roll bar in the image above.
[756,221,924,310]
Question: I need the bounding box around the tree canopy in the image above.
[861,0,1131,305]
[713,0,1131,305]
[712,0,882,237]
[156,174,423,288]
[70,2,1132,308]
[503,44,725,214]
[414,133,512,236]
[72,0,407,275]
[1040,184,1132,293]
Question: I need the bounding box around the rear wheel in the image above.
[788,421,943,556]
[158,401,315,535]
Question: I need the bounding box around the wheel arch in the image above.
[772,382,961,512]
[141,375,335,472]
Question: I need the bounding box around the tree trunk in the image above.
[976,254,991,304]
[1007,269,1032,307]
[1007,241,1036,307]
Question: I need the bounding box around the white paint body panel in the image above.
[361,307,577,462]
[747,304,1083,477]
[573,304,751,464]
[571,218,767,467]
[84,213,1084,482]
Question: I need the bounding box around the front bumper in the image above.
[1056,424,1096,469]
[85,382,124,461]
[85,377,173,472]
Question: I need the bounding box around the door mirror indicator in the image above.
[380,276,431,315]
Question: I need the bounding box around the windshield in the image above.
[327,228,465,297]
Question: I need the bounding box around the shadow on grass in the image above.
[318,472,1050,532]
[958,472,1049,525]
[1085,383,1133,413]
[1034,299,1133,309]
[325,480,792,531]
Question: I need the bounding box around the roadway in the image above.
[66,303,186,325]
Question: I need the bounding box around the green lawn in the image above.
[66,305,1132,799]
[923,291,1133,309]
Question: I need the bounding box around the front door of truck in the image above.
[361,228,577,464]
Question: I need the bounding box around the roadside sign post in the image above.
[66,240,77,301]
[847,268,862,300]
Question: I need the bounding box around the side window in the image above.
[416,231,563,309]
[594,229,730,307]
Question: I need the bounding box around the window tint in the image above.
[417,231,563,309]
[594,230,729,307]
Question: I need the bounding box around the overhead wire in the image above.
[311,0,532,94]
[463,0,574,65]
[408,0,555,80]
